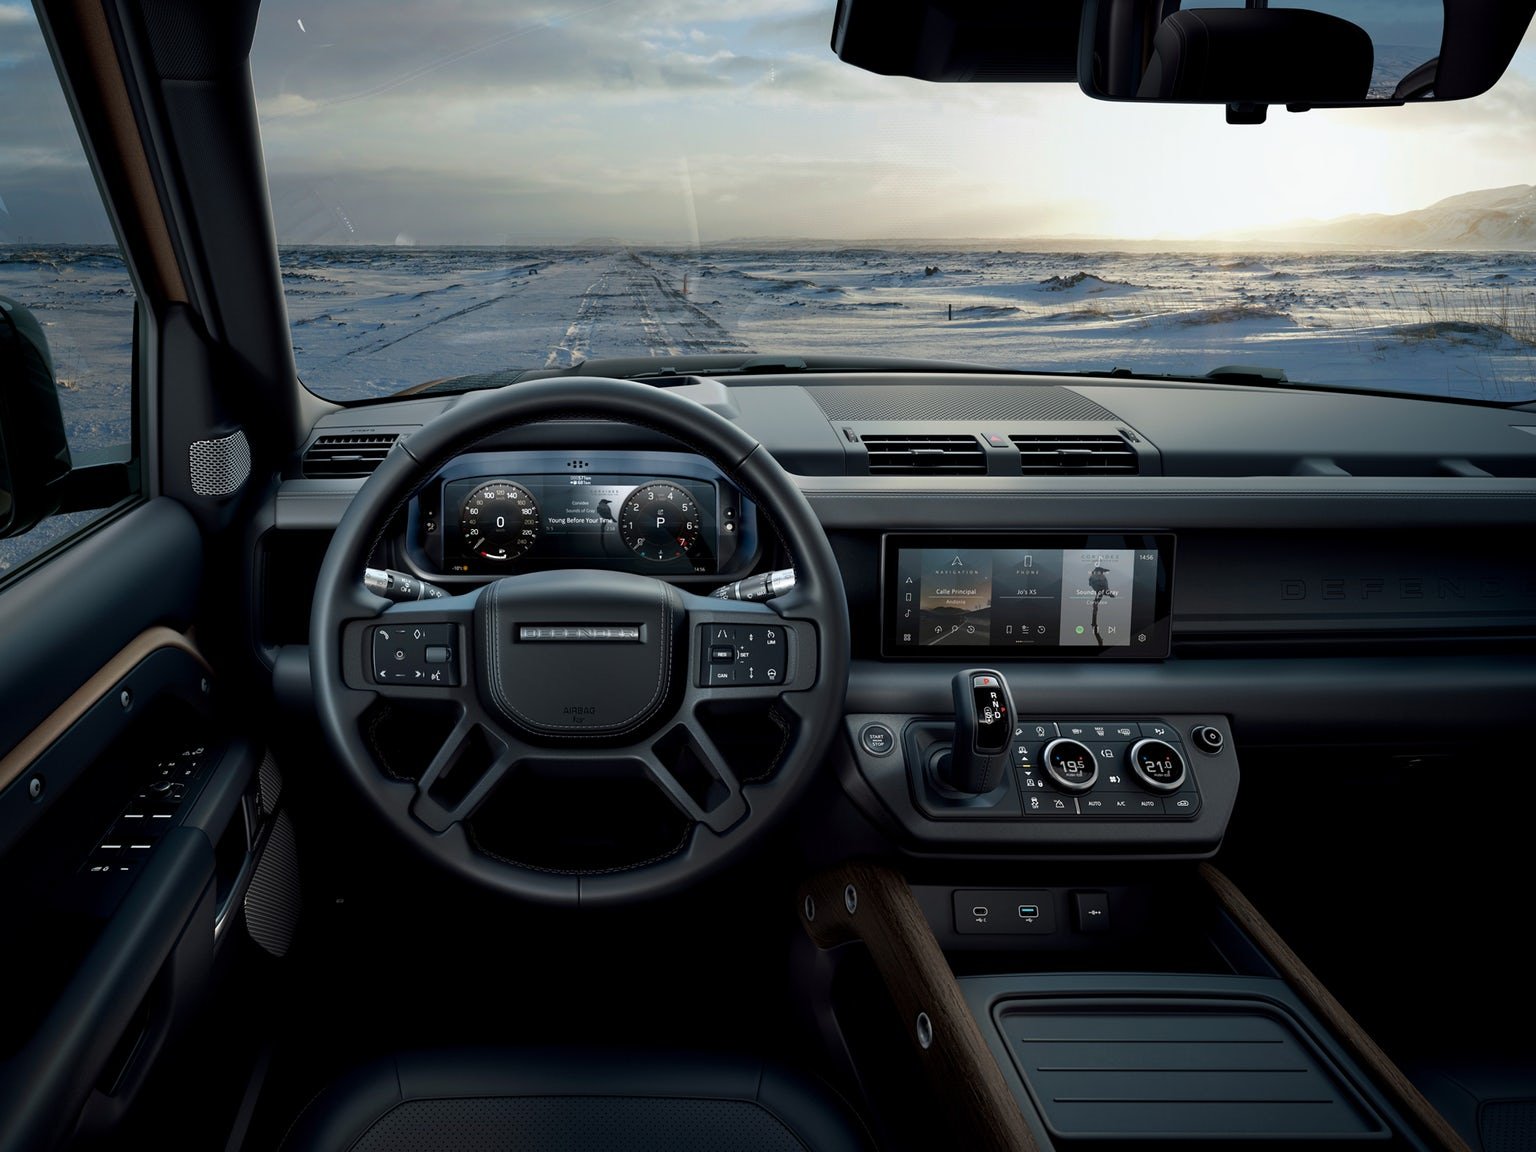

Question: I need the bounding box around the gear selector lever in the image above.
[943,668,1015,795]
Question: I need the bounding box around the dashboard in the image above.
[265,369,1536,859]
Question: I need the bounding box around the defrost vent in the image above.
[301,433,400,478]
[1012,433,1138,475]
[862,434,986,475]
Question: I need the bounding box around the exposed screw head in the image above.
[119,689,132,710]
[803,895,815,921]
[844,884,857,915]
[28,776,43,800]
[916,1011,934,1050]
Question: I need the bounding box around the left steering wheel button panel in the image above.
[372,623,460,685]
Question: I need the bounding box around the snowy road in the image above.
[277,248,750,391]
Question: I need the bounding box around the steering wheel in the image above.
[310,377,850,905]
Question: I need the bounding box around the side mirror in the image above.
[0,297,72,539]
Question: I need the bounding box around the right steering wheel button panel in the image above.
[698,624,786,686]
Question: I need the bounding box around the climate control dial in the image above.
[1129,739,1187,793]
[1042,739,1098,793]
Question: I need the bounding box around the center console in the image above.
[844,708,1236,855]
[801,863,1449,1152]
[800,525,1456,1150]
[844,531,1236,856]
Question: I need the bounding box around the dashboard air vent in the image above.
[1012,434,1138,475]
[862,434,986,475]
[302,433,399,478]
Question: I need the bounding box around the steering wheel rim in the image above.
[310,376,850,905]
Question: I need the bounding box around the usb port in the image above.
[1017,904,1040,919]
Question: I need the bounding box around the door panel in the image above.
[0,499,202,772]
[0,496,244,1150]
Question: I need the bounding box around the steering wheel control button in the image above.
[859,723,895,757]
[371,624,459,685]
[697,623,786,686]
[1129,739,1187,793]
[1192,725,1225,754]
[953,889,1056,935]
[1042,739,1098,793]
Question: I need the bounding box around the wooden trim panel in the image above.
[1201,864,1474,1152]
[800,861,1040,1152]
[0,627,206,794]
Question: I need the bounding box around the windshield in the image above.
[247,1,1536,404]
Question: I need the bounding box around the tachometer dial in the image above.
[618,482,700,562]
[460,480,540,561]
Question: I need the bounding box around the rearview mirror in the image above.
[1078,0,1536,122]
[0,297,72,539]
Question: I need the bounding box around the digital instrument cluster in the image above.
[410,452,751,578]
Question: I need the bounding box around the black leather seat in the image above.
[281,1049,872,1151]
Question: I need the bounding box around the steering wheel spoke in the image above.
[641,724,747,835]
[409,713,525,834]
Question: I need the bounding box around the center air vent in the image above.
[1012,434,1137,475]
[301,433,400,478]
[862,434,986,475]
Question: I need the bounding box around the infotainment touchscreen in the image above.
[882,534,1174,659]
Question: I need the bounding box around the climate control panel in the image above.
[841,709,1237,858]
[1013,720,1200,818]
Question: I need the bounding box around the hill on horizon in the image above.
[1234,184,1536,249]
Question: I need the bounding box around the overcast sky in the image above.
[4,0,1536,244]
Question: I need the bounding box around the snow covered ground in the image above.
[4,241,1533,572]
[278,245,1536,405]
[8,244,1536,445]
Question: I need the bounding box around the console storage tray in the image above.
[964,974,1398,1145]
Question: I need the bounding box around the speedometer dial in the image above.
[460,480,540,561]
[618,482,700,562]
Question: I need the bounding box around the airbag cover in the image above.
[476,570,683,738]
